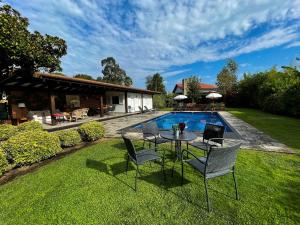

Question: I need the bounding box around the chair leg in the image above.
[181,160,184,185]
[204,178,211,212]
[125,155,129,174]
[186,142,189,159]
[135,165,140,191]
[161,153,166,182]
[233,168,239,200]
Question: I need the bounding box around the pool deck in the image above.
[219,111,294,153]
[102,110,294,154]
[102,111,168,137]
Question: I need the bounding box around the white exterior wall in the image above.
[143,94,153,110]
[127,92,142,112]
[106,91,125,113]
[106,91,153,113]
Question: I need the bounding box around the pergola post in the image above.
[125,91,128,113]
[50,94,56,115]
[100,95,104,117]
[141,93,144,112]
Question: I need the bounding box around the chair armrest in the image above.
[143,132,158,139]
[182,149,206,164]
[207,138,224,146]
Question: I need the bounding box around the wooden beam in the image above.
[33,84,44,88]
[125,91,128,113]
[100,95,104,117]
[21,82,32,87]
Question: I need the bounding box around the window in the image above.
[66,95,80,108]
[112,96,120,104]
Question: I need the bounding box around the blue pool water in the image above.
[135,112,232,132]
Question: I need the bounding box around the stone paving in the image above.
[102,110,294,154]
[101,111,167,137]
[219,111,294,153]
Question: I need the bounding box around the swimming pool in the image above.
[135,112,233,132]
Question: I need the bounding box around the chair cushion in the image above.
[136,149,161,165]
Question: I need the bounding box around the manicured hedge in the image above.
[78,121,105,142]
[2,130,62,166]
[17,121,43,132]
[55,129,82,148]
[236,67,300,117]
[0,124,18,141]
[0,147,8,175]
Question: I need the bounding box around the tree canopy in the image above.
[99,57,132,86]
[216,59,238,96]
[74,74,94,80]
[187,76,202,103]
[146,73,166,93]
[0,4,67,77]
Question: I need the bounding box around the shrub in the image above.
[153,95,165,109]
[0,124,18,141]
[0,147,9,175]
[78,121,105,142]
[55,129,82,148]
[17,120,43,132]
[2,130,62,166]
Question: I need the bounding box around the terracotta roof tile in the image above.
[176,83,217,89]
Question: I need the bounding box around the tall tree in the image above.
[216,59,238,96]
[100,57,132,86]
[146,73,166,93]
[74,74,94,80]
[187,76,202,103]
[0,4,67,76]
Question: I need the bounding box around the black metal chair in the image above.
[181,143,241,212]
[188,123,225,152]
[142,122,171,151]
[122,135,165,191]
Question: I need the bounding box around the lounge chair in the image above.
[138,106,144,113]
[187,123,225,153]
[122,134,165,191]
[181,143,241,211]
[144,106,156,113]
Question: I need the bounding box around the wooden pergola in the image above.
[0,72,159,123]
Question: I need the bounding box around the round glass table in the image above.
[160,130,197,175]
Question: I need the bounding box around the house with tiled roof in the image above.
[172,79,218,95]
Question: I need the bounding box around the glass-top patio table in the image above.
[160,130,197,175]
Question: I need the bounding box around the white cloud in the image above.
[4,0,300,87]
[285,40,300,48]
[161,69,191,78]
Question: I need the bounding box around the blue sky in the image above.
[4,0,300,91]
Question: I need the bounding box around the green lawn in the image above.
[158,107,174,111]
[0,108,299,224]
